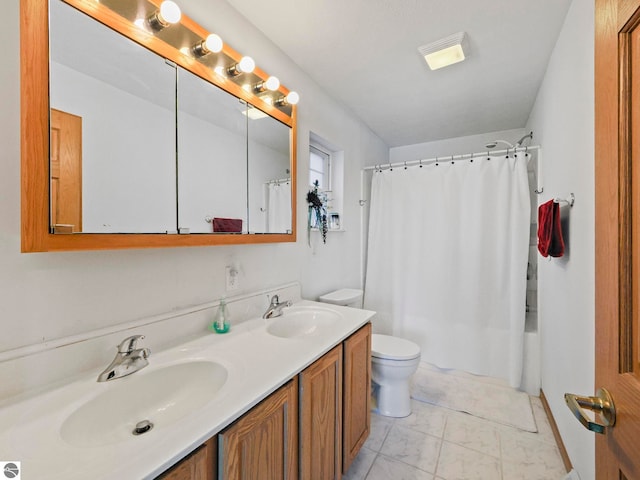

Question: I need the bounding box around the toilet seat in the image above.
[371,334,420,361]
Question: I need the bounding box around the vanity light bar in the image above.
[142,0,300,107]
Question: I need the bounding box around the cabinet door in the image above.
[299,344,343,480]
[157,437,217,480]
[342,323,371,473]
[219,379,298,480]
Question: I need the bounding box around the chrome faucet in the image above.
[263,295,292,319]
[97,335,151,382]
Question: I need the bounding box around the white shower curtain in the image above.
[364,153,530,387]
[267,182,292,233]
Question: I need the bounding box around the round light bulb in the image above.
[204,34,223,53]
[286,91,300,105]
[265,76,280,91]
[238,56,255,74]
[159,1,181,24]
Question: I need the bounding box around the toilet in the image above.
[318,288,421,418]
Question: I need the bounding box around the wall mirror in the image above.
[248,112,292,234]
[50,0,178,234]
[177,66,249,234]
[21,0,297,252]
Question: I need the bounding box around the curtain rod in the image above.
[265,177,291,185]
[363,145,540,172]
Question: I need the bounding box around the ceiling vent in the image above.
[418,32,468,70]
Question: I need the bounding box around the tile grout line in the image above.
[362,451,378,480]
[432,412,449,478]
[498,424,505,480]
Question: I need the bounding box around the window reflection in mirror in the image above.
[49,0,177,234]
[247,111,292,234]
[177,68,249,234]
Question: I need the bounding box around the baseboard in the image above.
[540,389,573,472]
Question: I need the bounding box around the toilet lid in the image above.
[318,288,363,305]
[371,334,421,361]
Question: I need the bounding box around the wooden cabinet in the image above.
[157,438,216,480]
[299,345,343,480]
[156,323,371,480]
[219,379,298,480]
[342,323,371,473]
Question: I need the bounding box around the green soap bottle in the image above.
[209,299,230,334]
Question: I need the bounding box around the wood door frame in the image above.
[595,0,640,476]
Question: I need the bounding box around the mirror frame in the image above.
[20,0,297,252]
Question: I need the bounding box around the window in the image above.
[309,145,331,190]
[309,133,344,231]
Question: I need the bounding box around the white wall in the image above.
[0,0,387,359]
[526,0,595,478]
[178,110,248,233]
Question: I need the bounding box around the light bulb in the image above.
[286,91,299,105]
[193,33,223,57]
[204,34,223,53]
[238,56,255,74]
[265,76,280,91]
[159,1,181,24]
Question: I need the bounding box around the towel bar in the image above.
[554,193,575,207]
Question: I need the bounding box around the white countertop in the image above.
[0,300,374,479]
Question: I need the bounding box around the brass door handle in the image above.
[564,388,616,434]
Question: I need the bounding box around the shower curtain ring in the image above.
[404,161,407,170]
[451,155,454,164]
[419,159,423,168]
[435,156,439,166]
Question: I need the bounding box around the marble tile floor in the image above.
[344,397,567,480]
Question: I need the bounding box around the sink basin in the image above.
[267,306,341,338]
[61,361,227,447]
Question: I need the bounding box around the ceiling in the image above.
[224,0,573,147]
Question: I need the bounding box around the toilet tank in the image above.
[318,288,363,308]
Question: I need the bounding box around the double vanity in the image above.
[0,289,373,479]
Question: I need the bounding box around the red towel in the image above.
[212,218,243,233]
[537,200,565,258]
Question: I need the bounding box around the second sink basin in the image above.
[267,306,341,338]
[61,361,228,447]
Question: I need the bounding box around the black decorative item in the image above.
[307,180,328,244]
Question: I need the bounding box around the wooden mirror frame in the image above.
[20,0,297,252]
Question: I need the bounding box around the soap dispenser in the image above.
[209,299,230,334]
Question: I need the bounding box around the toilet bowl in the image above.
[318,288,421,418]
[371,334,420,417]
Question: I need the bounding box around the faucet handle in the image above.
[270,294,280,306]
[117,335,145,354]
